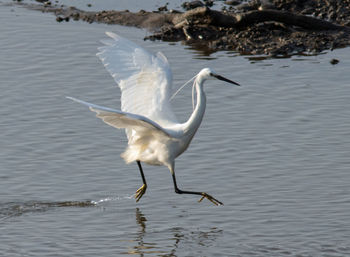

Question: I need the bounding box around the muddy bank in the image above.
[25,0,350,56]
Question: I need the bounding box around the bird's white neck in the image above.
[183,78,206,137]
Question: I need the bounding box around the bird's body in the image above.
[68,32,239,205]
[122,68,207,167]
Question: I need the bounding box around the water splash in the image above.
[91,194,134,205]
[0,194,137,221]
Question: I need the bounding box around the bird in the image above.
[67,32,240,206]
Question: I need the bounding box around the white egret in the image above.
[68,32,240,205]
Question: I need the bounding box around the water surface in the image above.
[1,4,350,256]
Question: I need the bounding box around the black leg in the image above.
[137,161,147,185]
[135,161,147,202]
[171,171,223,206]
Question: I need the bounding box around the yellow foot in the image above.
[135,184,147,202]
[198,192,223,206]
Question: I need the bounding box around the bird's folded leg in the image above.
[198,192,223,206]
[135,184,147,202]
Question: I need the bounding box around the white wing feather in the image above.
[96,32,178,127]
[66,97,170,138]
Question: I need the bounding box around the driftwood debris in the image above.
[172,7,350,32]
[151,6,350,55]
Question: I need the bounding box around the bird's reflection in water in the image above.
[125,208,160,256]
[124,208,223,256]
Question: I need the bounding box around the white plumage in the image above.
[68,32,240,205]
[97,32,177,125]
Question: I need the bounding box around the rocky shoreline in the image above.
[21,0,350,57]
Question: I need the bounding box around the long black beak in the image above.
[211,73,240,86]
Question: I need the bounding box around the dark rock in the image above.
[330,59,339,65]
[203,0,214,7]
[56,16,64,22]
[225,0,241,6]
[56,15,69,22]
[158,4,168,12]
[182,1,205,11]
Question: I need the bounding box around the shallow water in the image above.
[17,0,226,12]
[1,3,350,257]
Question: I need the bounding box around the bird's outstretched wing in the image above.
[66,97,170,138]
[96,32,178,127]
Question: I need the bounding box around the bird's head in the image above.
[197,68,240,86]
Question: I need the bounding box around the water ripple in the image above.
[0,201,96,221]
